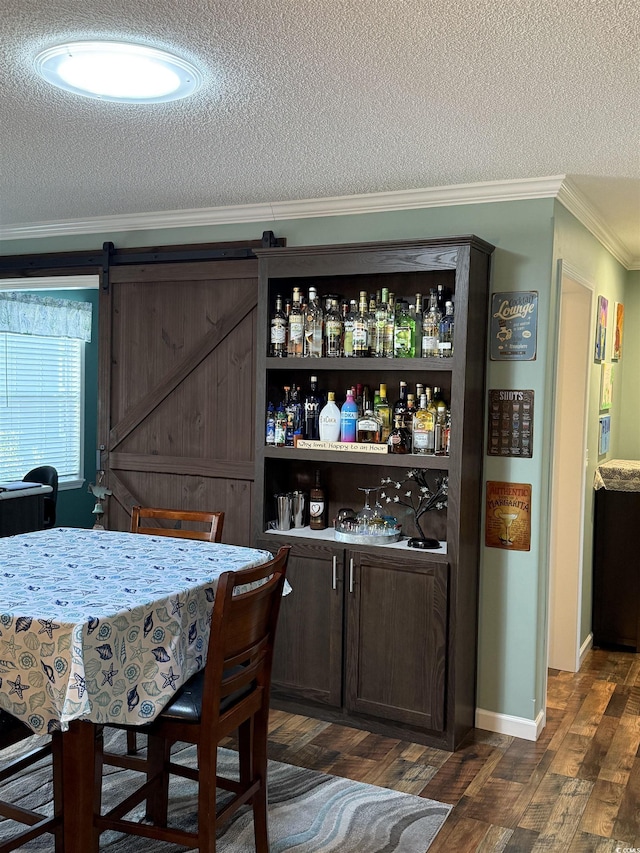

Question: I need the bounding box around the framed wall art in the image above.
[594,295,608,361]
[600,362,613,411]
[613,301,624,360]
[598,415,611,456]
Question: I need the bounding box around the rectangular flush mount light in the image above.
[35,41,203,103]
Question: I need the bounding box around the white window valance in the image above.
[0,292,92,342]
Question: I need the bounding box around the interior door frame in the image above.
[547,259,594,673]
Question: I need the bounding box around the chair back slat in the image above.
[130,506,224,542]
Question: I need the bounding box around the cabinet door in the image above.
[345,550,448,731]
[261,540,343,708]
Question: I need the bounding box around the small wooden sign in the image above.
[296,440,389,454]
[485,481,531,551]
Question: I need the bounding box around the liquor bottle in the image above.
[415,383,424,405]
[287,287,304,357]
[342,300,356,357]
[269,295,288,357]
[355,383,364,417]
[436,283,448,315]
[357,405,382,443]
[404,393,416,450]
[375,383,392,442]
[265,402,276,445]
[422,290,441,357]
[383,292,395,357]
[388,414,410,454]
[393,300,416,358]
[367,294,378,356]
[352,291,370,357]
[413,293,423,357]
[434,399,448,455]
[392,381,408,421]
[438,300,454,357]
[319,391,341,441]
[412,393,434,455]
[304,375,321,440]
[371,288,388,358]
[309,470,327,530]
[304,286,324,357]
[283,386,295,446]
[288,383,304,443]
[340,388,358,442]
[324,298,343,357]
[274,401,287,447]
[424,387,437,453]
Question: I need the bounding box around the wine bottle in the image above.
[309,470,327,530]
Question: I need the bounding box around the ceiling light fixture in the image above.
[34,40,203,103]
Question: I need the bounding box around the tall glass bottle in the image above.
[438,300,454,357]
[352,291,370,357]
[319,391,341,441]
[413,293,423,357]
[304,286,324,357]
[393,300,416,358]
[304,375,321,440]
[288,382,304,443]
[375,383,392,442]
[274,401,287,447]
[392,380,408,422]
[309,470,327,530]
[422,290,441,358]
[412,393,435,455]
[383,292,395,357]
[324,298,343,358]
[265,401,276,445]
[287,287,304,357]
[371,288,388,357]
[342,300,356,357]
[340,388,358,442]
[269,294,287,357]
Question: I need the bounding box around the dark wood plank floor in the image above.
[264,648,640,851]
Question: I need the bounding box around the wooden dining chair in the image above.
[130,506,225,542]
[126,504,225,755]
[94,545,290,853]
[0,710,63,852]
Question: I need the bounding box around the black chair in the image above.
[95,545,291,853]
[23,466,58,529]
[0,710,63,852]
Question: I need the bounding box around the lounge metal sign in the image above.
[490,291,538,361]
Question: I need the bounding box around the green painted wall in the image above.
[619,269,640,459]
[6,195,633,729]
[551,203,630,654]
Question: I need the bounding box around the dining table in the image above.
[0,526,275,852]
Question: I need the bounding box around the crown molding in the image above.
[556,179,635,270]
[1,175,636,269]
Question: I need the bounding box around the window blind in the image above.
[0,333,83,482]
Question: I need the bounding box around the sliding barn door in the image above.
[98,257,258,546]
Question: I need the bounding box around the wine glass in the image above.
[356,488,376,530]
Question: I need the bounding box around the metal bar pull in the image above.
[332,556,337,590]
[349,558,354,593]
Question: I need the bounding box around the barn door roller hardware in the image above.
[0,231,283,291]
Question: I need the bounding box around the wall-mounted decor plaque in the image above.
[487,389,534,458]
[490,291,538,360]
[485,481,532,551]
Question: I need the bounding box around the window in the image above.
[0,292,92,486]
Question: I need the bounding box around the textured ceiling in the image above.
[1,0,638,261]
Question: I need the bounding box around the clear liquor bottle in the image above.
[287,287,304,357]
[375,383,392,442]
[412,393,435,455]
[342,300,356,357]
[438,300,454,357]
[269,294,288,357]
[383,292,395,357]
[324,298,343,357]
[371,288,388,358]
[421,289,441,358]
[413,293,423,357]
[304,286,324,357]
[352,291,370,357]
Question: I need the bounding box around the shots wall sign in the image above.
[490,291,538,360]
[485,481,532,551]
[487,389,534,458]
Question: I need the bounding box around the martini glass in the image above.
[494,507,519,544]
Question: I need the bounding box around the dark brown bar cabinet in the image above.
[253,236,494,750]
[593,459,640,650]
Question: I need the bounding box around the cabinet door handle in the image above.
[332,556,337,590]
[349,558,354,593]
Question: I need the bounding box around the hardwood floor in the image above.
[264,648,640,851]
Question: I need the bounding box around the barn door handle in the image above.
[349,558,354,593]
[332,555,337,590]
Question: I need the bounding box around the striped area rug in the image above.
[0,732,451,852]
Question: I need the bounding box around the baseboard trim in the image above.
[475,707,546,742]
[579,632,594,668]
